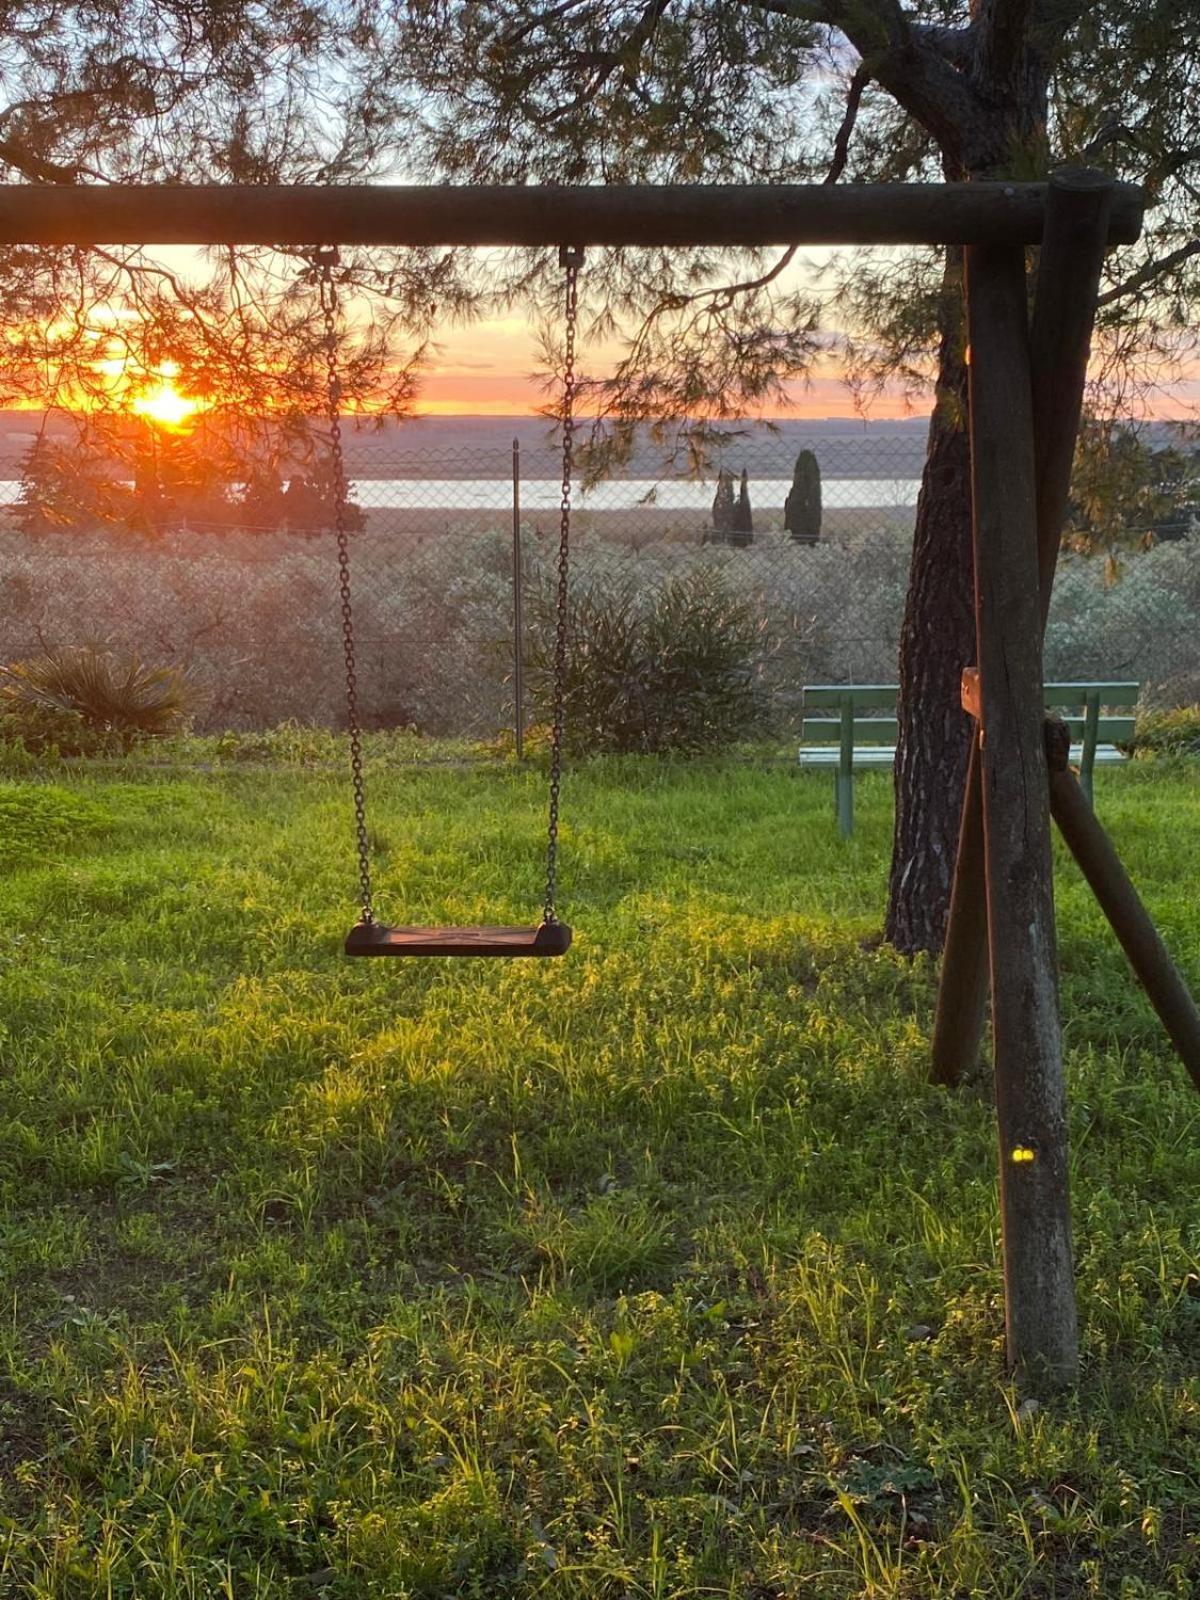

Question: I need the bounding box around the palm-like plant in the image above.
[1,646,196,752]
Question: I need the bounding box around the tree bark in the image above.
[884,250,976,954]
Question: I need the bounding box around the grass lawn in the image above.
[1,747,1199,1598]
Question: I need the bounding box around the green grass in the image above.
[1,748,1199,1598]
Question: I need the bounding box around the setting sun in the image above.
[132,380,198,428]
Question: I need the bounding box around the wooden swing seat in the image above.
[345,921,573,958]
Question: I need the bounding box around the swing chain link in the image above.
[317,247,374,926]
[544,244,583,926]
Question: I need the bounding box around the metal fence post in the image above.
[511,437,525,759]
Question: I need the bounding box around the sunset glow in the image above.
[131,380,199,428]
[13,308,1197,422]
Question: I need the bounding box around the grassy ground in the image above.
[1,747,1199,1598]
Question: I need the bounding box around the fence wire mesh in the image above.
[1,417,1196,740]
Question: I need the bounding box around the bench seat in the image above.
[797,743,1128,769]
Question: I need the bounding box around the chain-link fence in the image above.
[1,417,1197,739]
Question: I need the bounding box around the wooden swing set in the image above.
[5,168,1197,1386]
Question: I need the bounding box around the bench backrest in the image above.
[801,682,1138,747]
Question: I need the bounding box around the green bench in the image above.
[800,681,1138,836]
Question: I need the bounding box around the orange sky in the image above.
[16,256,1198,420]
[418,312,1199,419]
[420,310,923,416]
[413,369,927,417]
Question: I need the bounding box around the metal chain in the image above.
[544,244,583,925]
[317,248,374,925]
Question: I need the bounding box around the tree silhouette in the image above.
[730,468,754,546]
[710,468,736,541]
[785,450,822,545]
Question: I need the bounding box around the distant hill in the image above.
[0,410,1189,483]
[0,410,931,481]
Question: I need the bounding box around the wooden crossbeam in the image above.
[0,180,1145,248]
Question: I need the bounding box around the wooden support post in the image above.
[1045,725,1200,1091]
[967,242,1078,1384]
[930,728,988,1084]
[1079,692,1100,806]
[933,172,1200,1106]
[931,171,1116,1087]
[511,438,525,761]
[1030,170,1117,617]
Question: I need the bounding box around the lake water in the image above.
[0,476,921,512]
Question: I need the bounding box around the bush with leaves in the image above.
[527,570,771,754]
[2,520,1195,738]
[0,646,196,755]
[1130,706,1200,757]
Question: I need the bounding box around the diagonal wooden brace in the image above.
[1043,721,1200,1091]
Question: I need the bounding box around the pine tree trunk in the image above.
[884,251,976,954]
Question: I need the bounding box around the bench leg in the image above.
[1079,691,1099,806]
[837,700,855,836]
[835,769,854,837]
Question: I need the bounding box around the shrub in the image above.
[526,569,771,754]
[0,697,101,757]
[0,646,196,754]
[1130,705,1200,757]
[0,519,1192,739]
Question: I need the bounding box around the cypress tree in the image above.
[730,468,753,545]
[784,449,822,545]
[710,468,736,541]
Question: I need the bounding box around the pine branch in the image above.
[501,0,595,48]
[740,0,987,169]
[0,134,82,184]
[525,0,674,126]
[1096,239,1200,309]
[608,58,867,332]
[826,63,870,185]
